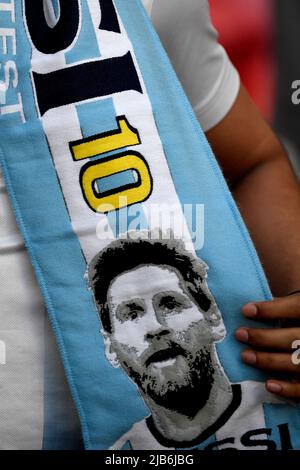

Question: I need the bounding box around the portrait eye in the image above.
[117,302,145,322]
[164,299,178,310]
[127,309,140,320]
[160,294,191,314]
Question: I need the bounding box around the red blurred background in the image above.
[210,0,275,121]
[210,0,300,178]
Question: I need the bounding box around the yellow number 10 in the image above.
[69,116,153,213]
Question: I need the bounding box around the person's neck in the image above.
[144,361,233,445]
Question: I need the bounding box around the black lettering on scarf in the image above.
[32,52,142,116]
[98,0,120,33]
[278,423,293,450]
[24,0,80,54]
[241,428,277,450]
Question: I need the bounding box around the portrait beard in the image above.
[125,347,215,418]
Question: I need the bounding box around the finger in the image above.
[266,380,300,399]
[241,349,300,374]
[235,327,300,351]
[242,296,300,321]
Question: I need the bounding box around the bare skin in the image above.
[206,85,300,398]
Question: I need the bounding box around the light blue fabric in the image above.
[0,0,299,450]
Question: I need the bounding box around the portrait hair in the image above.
[88,233,212,333]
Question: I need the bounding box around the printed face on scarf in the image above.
[105,264,225,415]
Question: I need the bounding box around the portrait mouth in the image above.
[145,347,183,368]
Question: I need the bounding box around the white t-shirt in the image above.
[150,0,239,132]
[0,0,240,449]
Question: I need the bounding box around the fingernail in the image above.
[241,350,257,365]
[243,303,258,317]
[235,328,249,343]
[267,382,282,394]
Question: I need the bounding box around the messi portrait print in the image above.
[88,235,289,450]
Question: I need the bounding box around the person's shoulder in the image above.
[151,0,209,25]
[141,0,154,16]
[150,0,240,133]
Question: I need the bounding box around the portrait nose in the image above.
[144,304,171,341]
[145,328,170,342]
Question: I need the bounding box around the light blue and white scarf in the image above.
[0,0,299,450]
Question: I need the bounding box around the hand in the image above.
[235,295,300,399]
